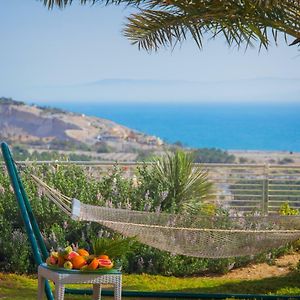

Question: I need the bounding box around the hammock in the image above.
[30,174,300,258]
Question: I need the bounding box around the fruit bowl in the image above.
[45,246,116,272]
[43,263,121,274]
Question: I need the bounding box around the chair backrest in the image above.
[1,142,54,300]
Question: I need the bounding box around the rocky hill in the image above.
[0,97,164,159]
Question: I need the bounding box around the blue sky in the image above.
[0,0,299,103]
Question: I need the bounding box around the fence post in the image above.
[262,164,269,215]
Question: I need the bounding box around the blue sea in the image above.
[44,102,300,151]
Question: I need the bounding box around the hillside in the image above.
[1,97,299,164]
[0,97,164,160]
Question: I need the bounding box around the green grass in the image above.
[1,272,300,300]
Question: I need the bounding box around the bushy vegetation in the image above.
[278,157,295,165]
[0,155,213,275]
[0,144,94,161]
[193,148,235,163]
[279,202,299,216]
[0,151,295,276]
[0,97,25,106]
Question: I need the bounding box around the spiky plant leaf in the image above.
[92,236,137,259]
[152,150,213,213]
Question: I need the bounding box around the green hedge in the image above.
[0,163,293,275]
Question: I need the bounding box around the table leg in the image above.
[54,283,65,300]
[37,274,45,300]
[93,284,101,300]
[114,278,122,300]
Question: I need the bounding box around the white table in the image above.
[38,263,122,300]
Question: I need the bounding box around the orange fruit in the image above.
[77,249,89,257]
[71,255,87,269]
[87,258,99,270]
[99,254,109,260]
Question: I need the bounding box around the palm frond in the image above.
[92,236,136,259]
[41,0,300,50]
[124,10,189,50]
[124,0,300,51]
[41,0,147,9]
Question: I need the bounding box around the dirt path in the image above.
[221,253,300,280]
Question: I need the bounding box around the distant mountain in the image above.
[13,77,300,103]
[0,97,164,154]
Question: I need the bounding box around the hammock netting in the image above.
[31,174,300,259]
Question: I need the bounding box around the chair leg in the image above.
[37,274,45,300]
[54,283,65,300]
[92,284,101,300]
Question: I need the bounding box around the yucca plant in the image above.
[152,150,213,213]
[41,0,300,51]
[92,236,137,260]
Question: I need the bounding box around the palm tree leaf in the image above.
[40,0,300,50]
[124,1,300,51]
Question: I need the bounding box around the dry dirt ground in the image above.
[221,253,300,280]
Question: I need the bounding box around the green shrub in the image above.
[279,202,299,216]
[0,227,31,273]
[0,162,293,276]
[193,148,235,163]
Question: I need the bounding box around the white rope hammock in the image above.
[30,174,300,258]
